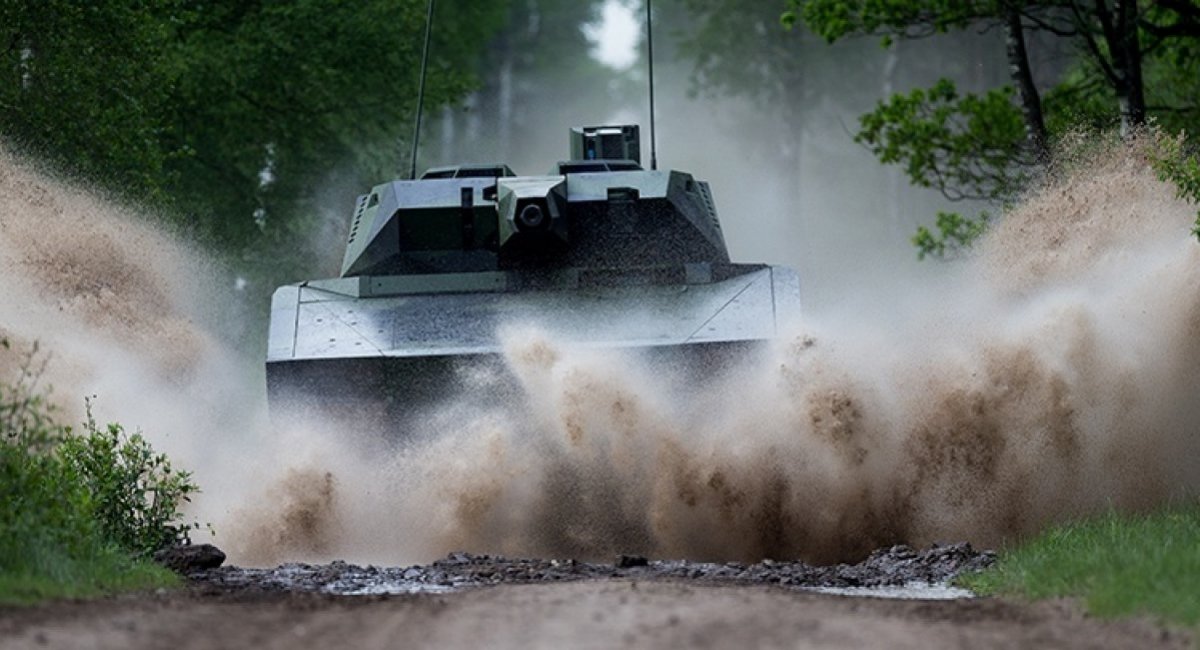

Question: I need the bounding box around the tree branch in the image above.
[1156,0,1200,22]
[1066,1,1121,85]
[1018,6,1080,37]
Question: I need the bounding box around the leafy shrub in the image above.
[59,402,201,557]
[1149,129,1200,240]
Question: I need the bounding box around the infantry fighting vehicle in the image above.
[266,125,801,435]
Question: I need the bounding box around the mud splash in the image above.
[1,135,1197,567]
[0,146,264,532]
[234,134,1200,566]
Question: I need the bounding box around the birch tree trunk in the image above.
[1003,6,1047,158]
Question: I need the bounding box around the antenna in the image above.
[646,0,658,171]
[409,0,436,180]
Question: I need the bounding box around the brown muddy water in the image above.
[1,134,1198,569]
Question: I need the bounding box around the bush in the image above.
[0,339,198,602]
[60,401,201,557]
[1149,129,1200,240]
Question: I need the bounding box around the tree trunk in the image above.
[1098,0,1146,134]
[1115,0,1145,132]
[1003,6,1047,158]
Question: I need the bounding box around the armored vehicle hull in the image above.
[266,126,802,437]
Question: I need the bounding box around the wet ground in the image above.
[190,542,994,597]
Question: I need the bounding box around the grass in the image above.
[959,503,1200,627]
[0,550,178,606]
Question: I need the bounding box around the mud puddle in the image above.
[188,542,994,600]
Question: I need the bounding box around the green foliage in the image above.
[0,341,56,452]
[784,0,993,43]
[1044,37,1200,137]
[777,2,1039,258]
[1149,130,1200,240]
[160,0,511,287]
[1143,39,1200,135]
[0,344,194,603]
[1040,67,1119,135]
[0,372,98,579]
[857,79,1031,202]
[854,79,1028,257]
[59,401,201,557]
[960,504,1200,627]
[0,1,183,200]
[783,0,1200,258]
[912,211,991,260]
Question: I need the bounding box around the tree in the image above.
[782,0,1200,256]
[162,0,509,279]
[0,1,183,199]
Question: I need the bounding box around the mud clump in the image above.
[154,543,227,575]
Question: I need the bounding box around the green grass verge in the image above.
[959,503,1200,627]
[0,550,179,606]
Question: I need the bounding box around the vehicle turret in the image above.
[339,125,728,277]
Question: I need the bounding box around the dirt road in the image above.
[0,579,1190,650]
[0,546,1190,649]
